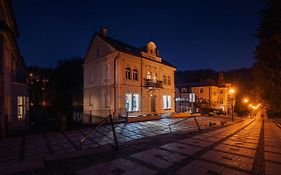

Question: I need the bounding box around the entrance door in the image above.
[151,95,156,113]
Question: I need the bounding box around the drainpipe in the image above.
[113,52,120,119]
[141,57,143,115]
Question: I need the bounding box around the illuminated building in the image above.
[83,28,176,122]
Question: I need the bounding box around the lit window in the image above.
[126,93,139,112]
[125,67,131,80]
[163,95,171,110]
[200,88,203,93]
[152,73,157,83]
[133,69,138,80]
[147,71,151,79]
[17,96,25,118]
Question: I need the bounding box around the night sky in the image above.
[12,0,263,71]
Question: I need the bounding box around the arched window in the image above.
[125,67,131,80]
[163,75,167,85]
[167,76,171,85]
[133,69,138,80]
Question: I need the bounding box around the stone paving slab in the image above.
[214,143,256,157]
[176,159,251,175]
[160,142,202,155]
[200,150,254,171]
[78,158,156,175]
[264,152,281,163]
[179,138,213,147]
[265,161,281,175]
[131,148,186,168]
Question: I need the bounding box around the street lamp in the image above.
[229,88,235,121]
[243,98,249,103]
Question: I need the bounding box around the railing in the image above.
[79,114,118,150]
[5,115,28,136]
[168,115,201,133]
[144,78,163,88]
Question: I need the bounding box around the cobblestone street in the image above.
[1,114,281,174]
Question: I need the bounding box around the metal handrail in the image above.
[168,115,201,133]
[79,114,118,150]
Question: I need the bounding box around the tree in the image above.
[52,57,83,129]
[254,0,281,116]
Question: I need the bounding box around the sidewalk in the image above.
[2,116,274,174]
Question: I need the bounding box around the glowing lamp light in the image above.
[243,98,249,103]
[229,88,235,94]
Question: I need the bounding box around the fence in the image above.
[73,108,129,124]
[5,114,28,136]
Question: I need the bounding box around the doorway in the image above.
[151,95,156,113]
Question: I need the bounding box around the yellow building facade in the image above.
[191,83,234,113]
[83,29,176,122]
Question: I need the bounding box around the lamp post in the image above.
[229,88,235,121]
[243,98,249,117]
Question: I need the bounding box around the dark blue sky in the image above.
[12,0,263,71]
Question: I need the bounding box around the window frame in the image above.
[125,67,131,80]
[133,69,138,80]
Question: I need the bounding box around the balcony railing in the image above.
[144,78,163,88]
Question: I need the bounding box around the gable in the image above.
[84,34,116,64]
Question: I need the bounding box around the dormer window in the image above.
[146,42,157,56]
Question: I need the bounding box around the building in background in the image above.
[176,73,235,114]
[83,28,176,123]
[0,0,28,138]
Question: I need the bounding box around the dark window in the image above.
[200,88,203,93]
[167,76,171,85]
[163,75,167,84]
[125,67,131,80]
[133,69,138,80]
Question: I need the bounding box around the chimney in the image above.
[100,27,108,37]
[156,49,160,56]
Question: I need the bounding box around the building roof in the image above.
[97,33,176,68]
[189,81,226,88]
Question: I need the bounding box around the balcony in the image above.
[144,78,163,88]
